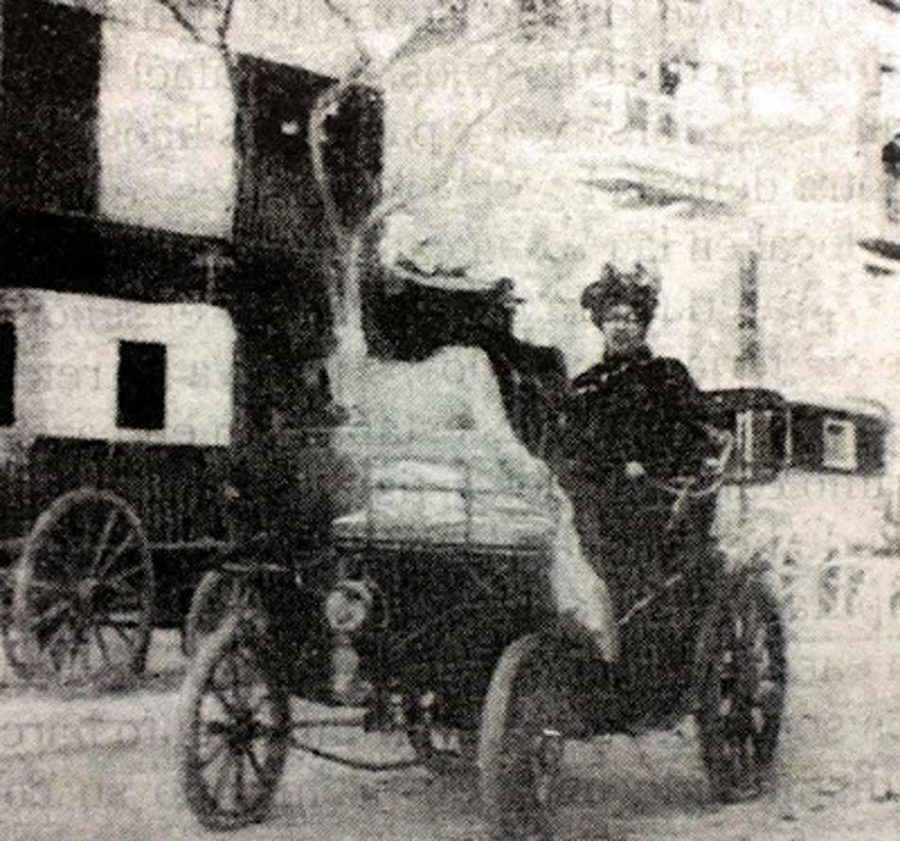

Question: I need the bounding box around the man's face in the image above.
[595,303,646,357]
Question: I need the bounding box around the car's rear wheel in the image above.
[696,577,787,802]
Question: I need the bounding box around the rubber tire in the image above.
[179,613,291,830]
[479,633,566,841]
[696,577,787,803]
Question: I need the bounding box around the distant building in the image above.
[377,0,900,453]
[2,1,897,445]
[0,0,384,430]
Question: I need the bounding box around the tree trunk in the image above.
[328,229,368,414]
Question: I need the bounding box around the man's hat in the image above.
[580,262,660,325]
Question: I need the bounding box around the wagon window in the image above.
[822,417,857,471]
[117,341,166,430]
[0,323,15,426]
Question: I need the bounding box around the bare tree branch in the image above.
[156,0,209,46]
[363,78,514,228]
[319,0,371,64]
[217,0,237,44]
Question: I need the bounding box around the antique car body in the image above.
[177,354,788,839]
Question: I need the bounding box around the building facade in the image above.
[2,0,898,442]
[376,1,899,434]
[0,0,385,430]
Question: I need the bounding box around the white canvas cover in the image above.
[332,347,618,659]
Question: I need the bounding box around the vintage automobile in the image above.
[177,350,788,839]
[0,288,235,688]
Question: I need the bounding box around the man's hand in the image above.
[624,461,646,480]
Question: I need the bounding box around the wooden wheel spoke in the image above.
[99,617,141,648]
[233,643,263,682]
[93,624,112,665]
[28,578,74,597]
[244,689,273,720]
[241,740,266,781]
[101,566,147,599]
[208,683,242,720]
[736,734,755,777]
[95,531,138,579]
[26,599,72,631]
[210,752,233,806]
[227,651,253,707]
[104,562,146,585]
[44,620,73,670]
[75,631,94,678]
[233,750,247,810]
[68,626,85,665]
[92,509,120,573]
[198,736,229,771]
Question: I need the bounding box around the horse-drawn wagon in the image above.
[0,288,235,688]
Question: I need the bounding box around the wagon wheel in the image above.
[183,570,265,658]
[407,693,478,775]
[9,488,154,689]
[479,634,568,841]
[0,567,22,674]
[696,578,787,802]
[179,613,290,830]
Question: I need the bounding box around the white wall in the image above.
[8,291,234,446]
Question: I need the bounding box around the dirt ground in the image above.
[0,628,898,841]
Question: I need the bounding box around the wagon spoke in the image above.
[234,750,247,810]
[95,532,138,580]
[221,753,241,811]
[246,690,274,720]
[44,621,73,671]
[25,599,72,631]
[198,736,228,769]
[99,617,141,648]
[92,509,120,573]
[242,740,265,782]
[75,631,93,680]
[208,683,242,720]
[210,753,232,806]
[227,649,253,708]
[105,564,146,588]
[101,568,148,605]
[28,579,75,597]
[93,624,112,665]
[57,626,84,682]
